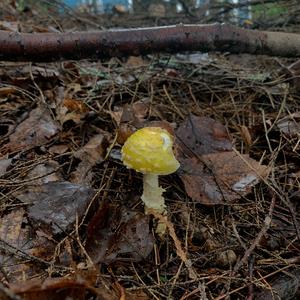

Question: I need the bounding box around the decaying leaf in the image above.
[113,100,150,144]
[176,115,233,156]
[9,277,95,300]
[0,158,12,176]
[7,276,150,300]
[0,208,31,281]
[0,209,56,282]
[8,106,60,152]
[177,115,268,205]
[126,56,147,68]
[71,133,108,184]
[56,98,89,124]
[25,160,62,184]
[16,182,95,235]
[276,112,300,137]
[86,202,154,263]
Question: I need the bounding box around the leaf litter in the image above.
[0,7,299,299]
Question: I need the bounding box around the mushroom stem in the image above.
[141,173,166,214]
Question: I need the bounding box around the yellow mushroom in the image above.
[121,127,180,214]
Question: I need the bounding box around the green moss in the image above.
[252,3,287,19]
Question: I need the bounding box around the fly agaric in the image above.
[121,127,180,214]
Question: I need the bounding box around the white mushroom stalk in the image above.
[142,173,165,214]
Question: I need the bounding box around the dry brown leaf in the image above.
[48,144,69,154]
[0,208,56,283]
[114,100,150,144]
[25,161,62,184]
[176,115,233,156]
[276,112,300,137]
[9,277,92,300]
[126,56,147,67]
[0,158,12,176]
[0,86,17,97]
[8,106,60,152]
[71,133,108,184]
[21,65,60,78]
[0,208,31,281]
[63,98,88,113]
[0,21,19,32]
[86,202,154,263]
[177,115,268,205]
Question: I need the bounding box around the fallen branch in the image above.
[1,23,300,62]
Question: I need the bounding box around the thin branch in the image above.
[1,23,300,62]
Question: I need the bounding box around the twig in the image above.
[0,282,23,300]
[233,194,276,273]
[2,24,300,61]
[150,211,197,280]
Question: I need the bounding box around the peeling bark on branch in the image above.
[1,23,300,62]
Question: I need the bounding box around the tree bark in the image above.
[1,23,300,62]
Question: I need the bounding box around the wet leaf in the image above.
[177,115,268,205]
[16,182,95,235]
[86,202,154,263]
[8,106,60,152]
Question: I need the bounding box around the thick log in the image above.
[1,23,300,62]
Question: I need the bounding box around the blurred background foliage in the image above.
[6,0,300,31]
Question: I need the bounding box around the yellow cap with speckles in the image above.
[121,127,180,175]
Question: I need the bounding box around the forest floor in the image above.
[0,3,299,300]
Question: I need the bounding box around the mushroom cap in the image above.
[121,127,180,175]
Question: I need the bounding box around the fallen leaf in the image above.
[114,100,150,144]
[276,112,300,137]
[176,115,233,156]
[71,134,108,184]
[86,202,154,263]
[16,182,95,235]
[25,160,62,184]
[255,269,300,300]
[0,86,17,97]
[21,65,60,78]
[0,208,31,281]
[0,158,12,176]
[177,115,268,205]
[54,86,89,125]
[126,56,147,67]
[0,208,55,282]
[9,277,93,300]
[287,59,300,91]
[48,144,69,154]
[8,106,60,152]
[63,98,88,113]
[0,21,19,32]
